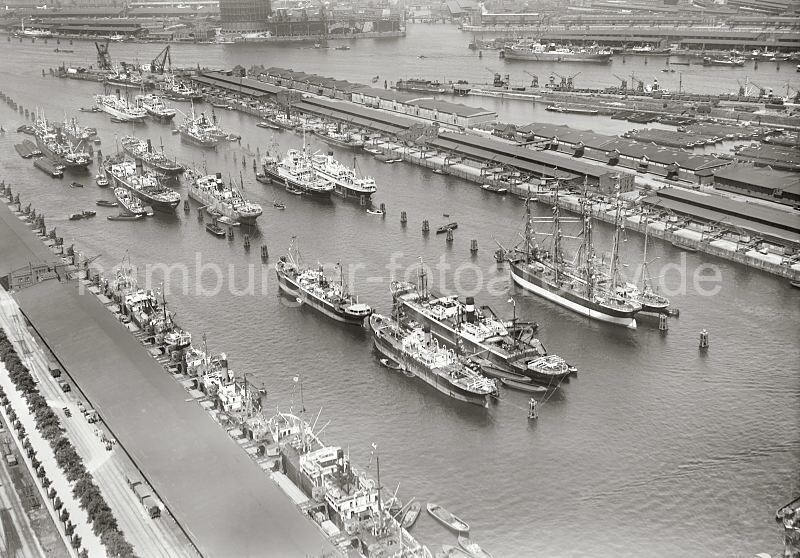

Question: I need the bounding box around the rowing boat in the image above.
[458,535,493,558]
[427,503,469,533]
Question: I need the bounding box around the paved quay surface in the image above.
[0,287,197,558]
[0,200,335,557]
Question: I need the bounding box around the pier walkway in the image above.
[0,203,334,558]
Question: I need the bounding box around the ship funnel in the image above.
[423,325,432,346]
[215,172,223,179]
[135,157,143,175]
[146,138,153,153]
[465,297,476,323]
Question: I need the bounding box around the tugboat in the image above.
[113,187,148,217]
[120,136,184,176]
[135,94,177,123]
[106,158,181,213]
[370,314,497,407]
[205,221,226,237]
[186,170,262,224]
[504,186,641,328]
[120,136,185,176]
[311,151,376,199]
[276,239,372,325]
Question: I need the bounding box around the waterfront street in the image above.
[0,287,198,558]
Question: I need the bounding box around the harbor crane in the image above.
[550,71,580,90]
[95,40,111,71]
[150,45,171,74]
[524,70,539,88]
[485,67,509,88]
[612,73,629,92]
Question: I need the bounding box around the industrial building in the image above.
[220,0,271,33]
[714,165,800,207]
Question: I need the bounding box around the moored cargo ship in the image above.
[33,113,91,169]
[120,136,185,176]
[310,151,376,199]
[186,170,262,224]
[391,272,576,384]
[106,158,181,213]
[276,241,372,325]
[94,94,147,122]
[501,42,612,63]
[370,313,496,407]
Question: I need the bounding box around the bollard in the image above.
[495,248,505,263]
[699,329,709,349]
[400,211,407,225]
[197,209,204,222]
[243,234,250,250]
[422,220,429,234]
[183,199,190,212]
[446,229,454,243]
[228,226,234,240]
[528,398,538,420]
[470,239,478,253]
[658,313,668,332]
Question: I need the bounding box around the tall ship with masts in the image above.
[276,240,372,325]
[505,187,641,328]
[369,313,497,407]
[186,170,262,224]
[120,136,185,176]
[390,264,575,384]
[106,158,181,212]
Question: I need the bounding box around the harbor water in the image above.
[1,26,799,557]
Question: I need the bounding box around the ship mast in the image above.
[524,189,533,264]
[417,258,427,300]
[580,185,595,299]
[609,189,624,296]
[552,181,563,284]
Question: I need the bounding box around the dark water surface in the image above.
[1,26,798,557]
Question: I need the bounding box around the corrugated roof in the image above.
[408,97,494,118]
[193,72,283,96]
[354,86,426,104]
[714,165,800,194]
[642,194,800,245]
[656,187,800,234]
[13,279,333,558]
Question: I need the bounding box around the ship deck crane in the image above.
[150,45,171,74]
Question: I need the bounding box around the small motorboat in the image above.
[458,535,493,558]
[206,222,227,237]
[273,200,286,209]
[286,187,303,196]
[335,45,351,51]
[96,200,119,207]
[500,377,548,393]
[426,503,469,533]
[436,222,458,234]
[211,102,230,109]
[401,501,421,530]
[81,210,96,218]
[366,208,384,216]
[70,181,85,188]
[107,214,144,221]
[481,184,508,194]
[256,120,280,130]
[790,280,800,289]
[96,174,109,187]
[379,358,403,371]
[440,545,470,557]
[69,213,84,221]
[432,168,448,175]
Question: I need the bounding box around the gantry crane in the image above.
[150,45,171,74]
